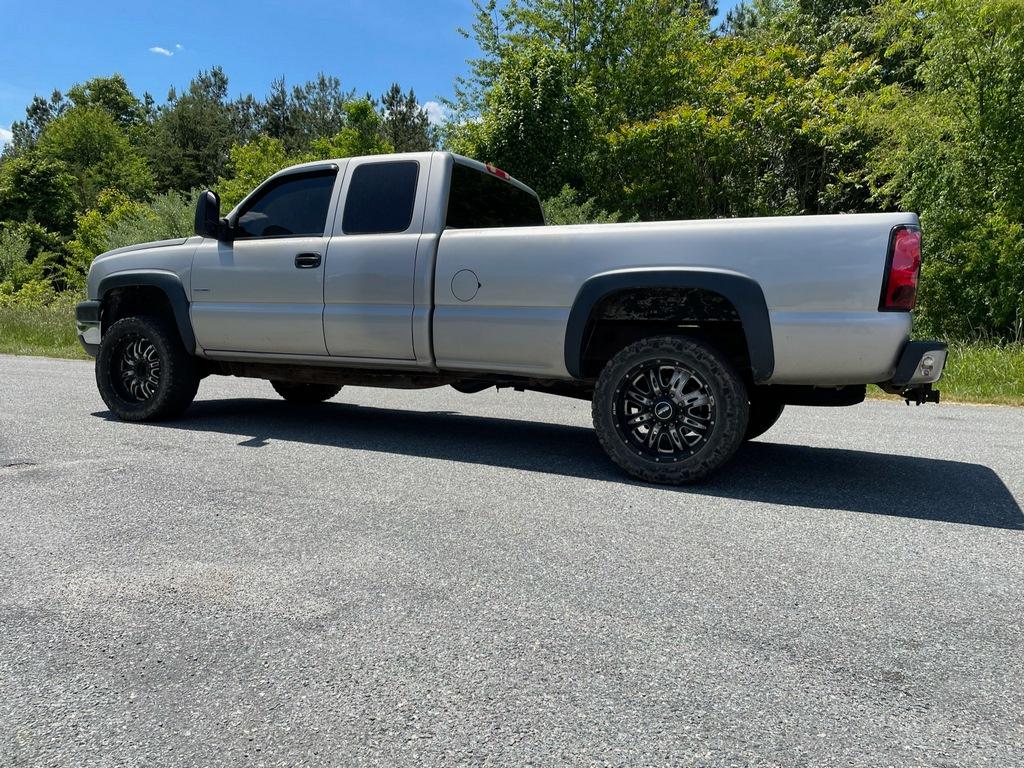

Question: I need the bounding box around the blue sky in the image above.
[0,0,738,147]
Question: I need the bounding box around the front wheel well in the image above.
[101,286,176,335]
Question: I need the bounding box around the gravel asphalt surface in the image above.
[1,354,1023,767]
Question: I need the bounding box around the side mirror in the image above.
[194,190,231,241]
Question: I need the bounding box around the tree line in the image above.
[1,0,1022,342]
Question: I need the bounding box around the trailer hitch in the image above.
[903,384,941,405]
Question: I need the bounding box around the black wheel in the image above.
[270,380,342,404]
[593,335,749,484]
[744,398,785,441]
[96,316,199,422]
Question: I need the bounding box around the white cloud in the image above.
[0,126,12,148]
[149,46,174,57]
[175,43,183,50]
[423,100,447,126]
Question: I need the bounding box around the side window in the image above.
[234,170,337,239]
[445,162,545,229]
[342,161,419,234]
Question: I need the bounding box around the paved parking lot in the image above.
[2,354,1022,766]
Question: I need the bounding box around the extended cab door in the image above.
[190,166,341,355]
[322,158,427,360]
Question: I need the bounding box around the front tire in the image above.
[592,335,749,484]
[270,380,342,404]
[96,316,199,422]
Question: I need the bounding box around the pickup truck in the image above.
[76,151,946,484]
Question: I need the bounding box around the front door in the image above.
[190,168,340,355]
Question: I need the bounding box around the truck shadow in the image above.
[94,397,1023,530]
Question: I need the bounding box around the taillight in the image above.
[485,163,510,180]
[880,225,922,311]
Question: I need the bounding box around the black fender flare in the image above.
[97,272,197,354]
[563,268,775,382]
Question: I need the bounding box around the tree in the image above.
[64,190,148,290]
[0,152,79,233]
[308,100,394,159]
[36,106,153,209]
[449,42,597,198]
[148,67,236,191]
[379,84,435,151]
[259,74,355,153]
[66,75,143,128]
[863,0,1024,338]
[216,135,294,210]
[3,90,67,156]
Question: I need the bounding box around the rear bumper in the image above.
[879,339,947,403]
[76,301,101,357]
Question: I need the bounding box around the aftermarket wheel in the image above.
[270,380,342,404]
[744,398,785,441]
[593,335,749,484]
[96,316,199,422]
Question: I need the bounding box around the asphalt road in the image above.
[1,354,1023,767]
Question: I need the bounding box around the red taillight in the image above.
[880,226,922,311]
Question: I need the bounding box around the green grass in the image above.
[2,303,1022,405]
[0,303,88,360]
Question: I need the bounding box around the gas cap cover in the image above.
[451,269,481,302]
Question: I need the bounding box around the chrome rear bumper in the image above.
[879,340,947,404]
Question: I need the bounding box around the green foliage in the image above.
[217,135,293,211]
[147,67,236,191]
[0,153,79,233]
[307,100,395,159]
[64,190,148,291]
[66,75,144,129]
[449,42,597,197]
[36,106,153,209]
[379,84,436,152]
[863,0,1024,339]
[0,226,37,287]
[102,190,195,253]
[542,186,628,224]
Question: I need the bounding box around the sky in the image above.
[0,0,739,148]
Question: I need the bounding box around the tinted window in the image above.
[234,170,337,239]
[446,162,544,229]
[342,161,419,234]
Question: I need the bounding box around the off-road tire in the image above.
[744,398,785,441]
[96,315,200,422]
[593,335,749,484]
[270,381,343,404]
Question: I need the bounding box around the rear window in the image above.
[343,161,419,234]
[446,162,544,229]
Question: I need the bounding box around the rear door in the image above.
[322,158,427,359]
[190,167,340,355]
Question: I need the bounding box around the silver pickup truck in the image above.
[76,151,946,483]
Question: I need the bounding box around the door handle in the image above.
[295,252,321,269]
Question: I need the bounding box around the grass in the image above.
[1,302,1022,405]
[0,302,87,360]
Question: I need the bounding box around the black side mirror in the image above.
[195,190,231,241]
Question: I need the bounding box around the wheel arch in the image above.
[564,268,774,382]
[97,271,197,354]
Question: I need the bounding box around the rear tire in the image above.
[744,398,785,441]
[592,335,749,484]
[96,315,199,422]
[270,380,342,404]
